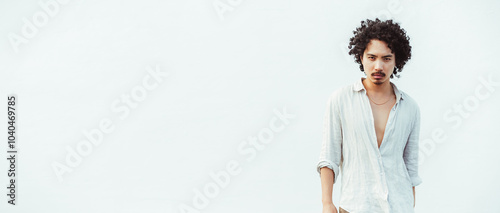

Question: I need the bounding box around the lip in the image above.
[373,74,384,79]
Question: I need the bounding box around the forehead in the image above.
[364,39,393,55]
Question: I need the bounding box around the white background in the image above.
[1,0,499,212]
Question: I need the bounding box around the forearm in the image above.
[320,167,335,204]
[413,186,416,207]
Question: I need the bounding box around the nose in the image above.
[374,60,383,71]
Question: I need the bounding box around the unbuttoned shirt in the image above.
[317,77,422,213]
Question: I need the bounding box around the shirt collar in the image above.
[353,77,404,101]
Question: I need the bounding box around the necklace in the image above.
[367,94,393,105]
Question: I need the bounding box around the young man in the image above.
[317,19,422,213]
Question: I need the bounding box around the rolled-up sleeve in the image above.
[404,105,422,186]
[316,93,343,184]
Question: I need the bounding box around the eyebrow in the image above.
[366,53,393,58]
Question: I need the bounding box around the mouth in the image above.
[372,72,385,79]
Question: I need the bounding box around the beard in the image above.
[371,71,386,85]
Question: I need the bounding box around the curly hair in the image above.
[348,18,412,78]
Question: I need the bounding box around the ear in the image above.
[359,55,363,63]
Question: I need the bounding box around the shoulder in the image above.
[400,90,421,120]
[401,91,419,109]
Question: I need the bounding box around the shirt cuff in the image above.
[317,160,340,184]
[410,176,422,186]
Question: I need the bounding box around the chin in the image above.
[370,77,387,85]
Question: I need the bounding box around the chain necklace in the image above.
[367,94,393,105]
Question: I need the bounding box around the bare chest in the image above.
[369,99,396,148]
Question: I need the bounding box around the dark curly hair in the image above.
[348,18,412,78]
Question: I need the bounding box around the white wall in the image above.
[0,0,499,212]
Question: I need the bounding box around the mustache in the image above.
[372,71,385,76]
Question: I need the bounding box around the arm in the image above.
[321,167,337,213]
[404,106,422,207]
[317,93,343,211]
[413,186,415,207]
[321,167,335,204]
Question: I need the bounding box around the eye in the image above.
[384,58,391,61]
[368,56,375,60]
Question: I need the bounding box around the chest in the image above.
[338,91,416,153]
[369,99,396,148]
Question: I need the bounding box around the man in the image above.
[317,18,422,213]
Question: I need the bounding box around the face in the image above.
[360,39,396,85]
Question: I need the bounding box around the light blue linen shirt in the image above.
[317,77,422,213]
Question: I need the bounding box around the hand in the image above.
[322,202,338,213]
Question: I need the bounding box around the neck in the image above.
[362,77,393,95]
